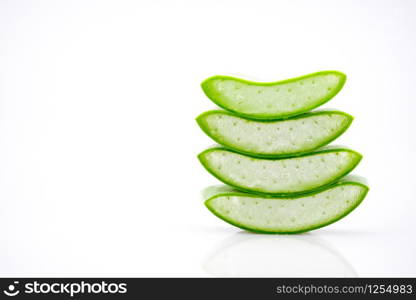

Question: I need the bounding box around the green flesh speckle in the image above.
[198,147,362,195]
[204,181,368,233]
[201,71,346,120]
[196,110,353,157]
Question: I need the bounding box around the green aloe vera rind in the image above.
[198,147,362,196]
[196,110,353,158]
[203,180,369,234]
[201,71,346,120]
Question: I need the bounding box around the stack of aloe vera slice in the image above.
[197,71,368,233]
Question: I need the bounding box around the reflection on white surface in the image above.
[203,232,357,277]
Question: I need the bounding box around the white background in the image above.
[0,0,415,277]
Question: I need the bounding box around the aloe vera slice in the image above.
[201,71,346,120]
[196,110,352,157]
[203,180,368,233]
[198,147,361,195]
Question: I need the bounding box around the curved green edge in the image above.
[204,181,369,234]
[197,147,363,196]
[196,109,354,158]
[200,71,347,120]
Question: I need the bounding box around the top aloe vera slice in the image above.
[201,71,346,120]
[203,179,369,234]
[196,110,352,157]
[198,147,362,195]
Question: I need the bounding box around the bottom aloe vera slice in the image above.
[204,180,368,233]
[198,147,362,195]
